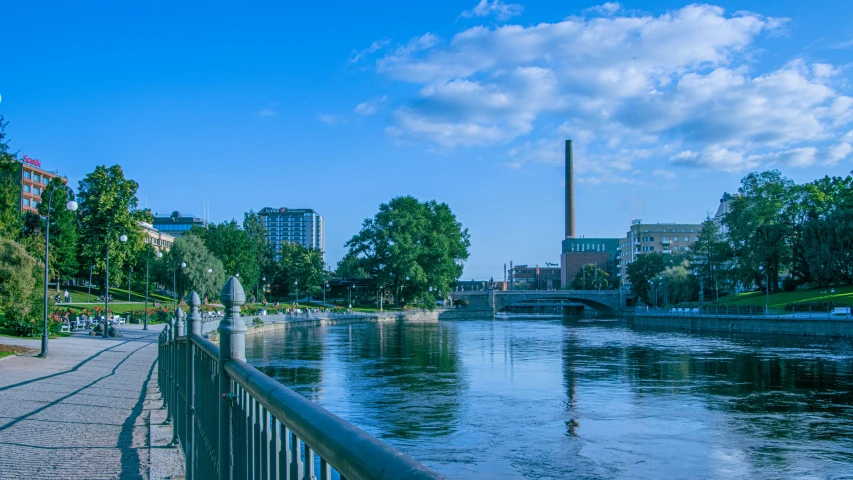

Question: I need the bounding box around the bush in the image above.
[252,317,263,327]
[782,276,798,292]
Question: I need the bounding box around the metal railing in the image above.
[158,278,446,480]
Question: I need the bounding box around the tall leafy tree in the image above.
[570,264,610,290]
[243,210,275,280]
[271,243,325,300]
[626,252,667,305]
[37,178,79,292]
[76,165,151,292]
[344,196,470,307]
[723,170,797,293]
[0,115,22,238]
[166,235,226,302]
[191,220,261,296]
[689,217,733,300]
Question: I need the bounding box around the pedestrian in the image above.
[64,290,69,303]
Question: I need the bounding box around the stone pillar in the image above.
[170,308,184,446]
[218,276,246,480]
[176,307,185,338]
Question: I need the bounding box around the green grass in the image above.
[64,285,173,303]
[715,284,853,308]
[0,351,14,359]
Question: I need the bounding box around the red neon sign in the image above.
[22,155,42,168]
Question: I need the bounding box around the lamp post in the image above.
[257,276,265,304]
[173,261,186,311]
[144,250,162,330]
[39,186,77,358]
[127,267,133,301]
[104,230,128,339]
[323,282,328,306]
[294,280,299,306]
[203,268,213,304]
[347,284,352,310]
[88,265,94,302]
[759,265,769,314]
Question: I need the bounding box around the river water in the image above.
[245,317,853,479]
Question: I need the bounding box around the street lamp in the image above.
[88,265,94,302]
[104,231,128,339]
[294,280,299,306]
[759,265,769,314]
[203,268,213,304]
[323,282,328,306]
[127,267,133,301]
[257,276,265,304]
[39,187,77,358]
[173,261,186,310]
[144,250,163,330]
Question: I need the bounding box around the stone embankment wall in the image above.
[633,314,853,338]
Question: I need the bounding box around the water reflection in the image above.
[246,317,853,479]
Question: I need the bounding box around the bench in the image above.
[832,307,851,316]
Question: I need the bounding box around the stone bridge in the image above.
[448,289,628,316]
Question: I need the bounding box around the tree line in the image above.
[627,170,853,306]
[0,115,472,329]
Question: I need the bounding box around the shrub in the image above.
[785,300,853,312]
[252,317,264,327]
[782,276,798,292]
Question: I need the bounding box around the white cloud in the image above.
[823,143,853,166]
[460,0,523,21]
[259,109,276,117]
[584,2,622,16]
[369,4,853,174]
[349,39,391,64]
[354,96,387,116]
[318,114,344,125]
[652,168,676,179]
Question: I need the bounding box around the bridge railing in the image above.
[158,278,446,480]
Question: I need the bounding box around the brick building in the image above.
[509,264,561,290]
[7,155,68,214]
[560,237,620,288]
[618,219,702,284]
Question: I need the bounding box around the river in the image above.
[245,316,853,479]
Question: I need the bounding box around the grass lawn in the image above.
[0,351,14,359]
[716,284,853,308]
[64,285,174,303]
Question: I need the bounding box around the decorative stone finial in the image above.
[220,276,246,307]
[189,291,201,308]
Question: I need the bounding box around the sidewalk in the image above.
[0,324,183,479]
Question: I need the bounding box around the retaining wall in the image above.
[633,314,853,338]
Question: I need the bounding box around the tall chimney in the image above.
[565,139,575,238]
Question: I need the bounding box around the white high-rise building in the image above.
[258,208,325,260]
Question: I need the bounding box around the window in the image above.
[33,174,41,182]
[32,201,38,208]
[23,171,31,179]
[23,199,30,206]
[694,236,699,241]
[33,187,41,195]
[690,229,695,232]
[23,185,30,193]
[673,237,679,242]
[43,177,49,184]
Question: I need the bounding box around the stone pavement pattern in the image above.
[0,324,184,479]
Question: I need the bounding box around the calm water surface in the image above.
[245,317,853,479]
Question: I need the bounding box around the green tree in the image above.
[801,208,853,286]
[335,252,369,279]
[660,265,699,305]
[344,196,470,307]
[0,115,22,238]
[243,210,274,280]
[271,243,325,300]
[0,237,51,336]
[76,165,151,292]
[570,263,610,290]
[689,217,733,300]
[626,252,667,305]
[723,170,797,293]
[191,220,261,297]
[37,178,79,292]
[167,235,226,302]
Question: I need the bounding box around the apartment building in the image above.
[9,155,68,214]
[258,207,324,259]
[618,219,702,284]
[140,222,175,252]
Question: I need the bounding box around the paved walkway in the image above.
[0,324,183,479]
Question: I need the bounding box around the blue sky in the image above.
[2,1,852,280]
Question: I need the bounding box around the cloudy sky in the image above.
[2,1,852,279]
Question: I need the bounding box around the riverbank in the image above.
[633,312,853,337]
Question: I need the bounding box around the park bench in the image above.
[832,307,851,316]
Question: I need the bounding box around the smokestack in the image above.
[565,139,575,238]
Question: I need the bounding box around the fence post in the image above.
[170,308,184,447]
[218,277,247,480]
[165,316,175,420]
[186,292,200,480]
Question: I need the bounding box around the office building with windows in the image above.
[258,207,324,259]
[561,237,621,288]
[508,264,562,290]
[152,211,207,237]
[4,155,67,214]
[140,222,175,252]
[618,220,703,285]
